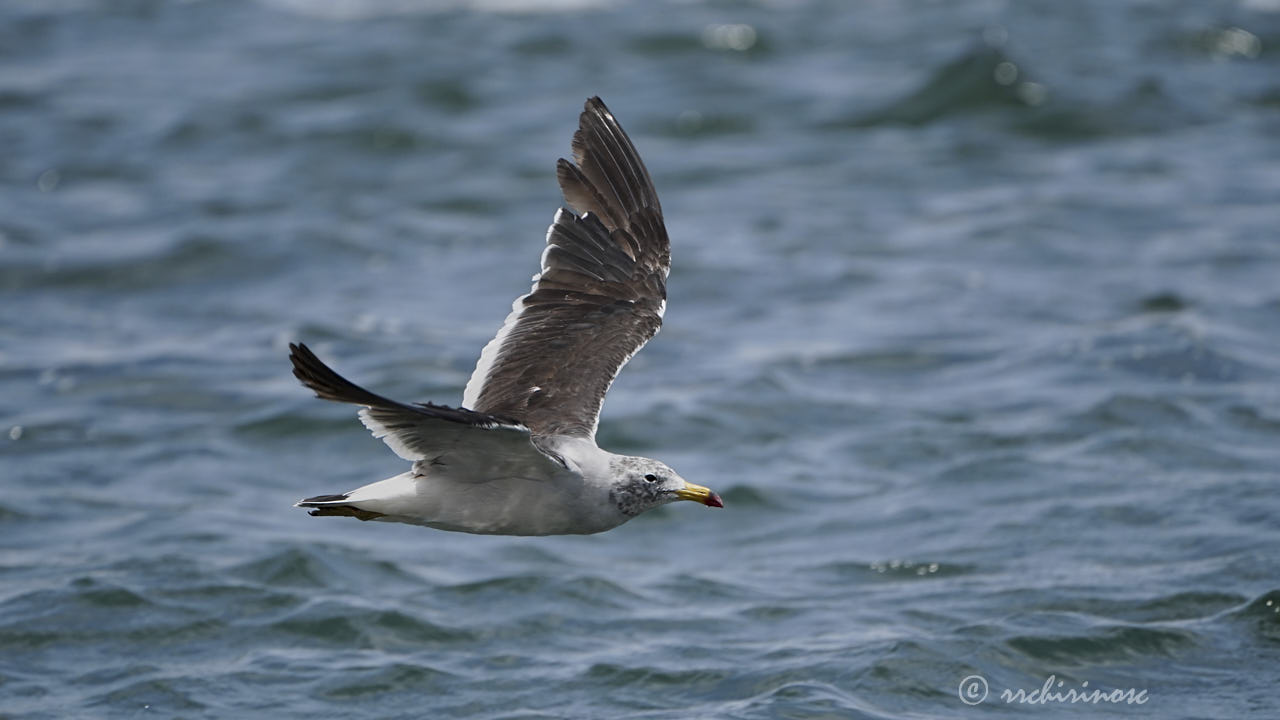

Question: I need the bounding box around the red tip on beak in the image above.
[705,492,724,508]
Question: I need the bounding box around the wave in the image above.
[270,602,475,648]
[843,42,1211,138]
[845,45,1041,127]
[1006,625,1198,666]
[1227,589,1280,641]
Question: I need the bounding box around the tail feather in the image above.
[298,493,349,504]
[296,492,386,522]
[305,505,386,521]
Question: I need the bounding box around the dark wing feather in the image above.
[290,343,535,471]
[462,97,669,439]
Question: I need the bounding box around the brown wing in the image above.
[461,97,670,439]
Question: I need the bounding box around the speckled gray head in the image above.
[608,455,724,517]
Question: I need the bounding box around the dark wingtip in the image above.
[288,342,326,396]
[287,342,386,406]
[583,96,617,125]
[287,342,318,387]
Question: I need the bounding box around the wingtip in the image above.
[583,96,613,120]
[287,342,379,406]
[287,342,314,377]
[287,342,314,388]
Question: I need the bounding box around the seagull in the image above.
[288,97,723,536]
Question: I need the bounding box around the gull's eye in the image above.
[644,474,659,483]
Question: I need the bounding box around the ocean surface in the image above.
[3,0,1280,717]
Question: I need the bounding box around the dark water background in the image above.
[4,1,1280,717]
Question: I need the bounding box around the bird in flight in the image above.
[289,97,722,536]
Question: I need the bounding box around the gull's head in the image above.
[608,456,724,517]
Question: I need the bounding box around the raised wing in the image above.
[290,343,557,477]
[462,97,670,439]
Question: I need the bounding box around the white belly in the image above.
[343,469,627,536]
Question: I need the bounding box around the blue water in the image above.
[3,1,1280,717]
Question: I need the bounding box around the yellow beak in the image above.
[673,482,724,508]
